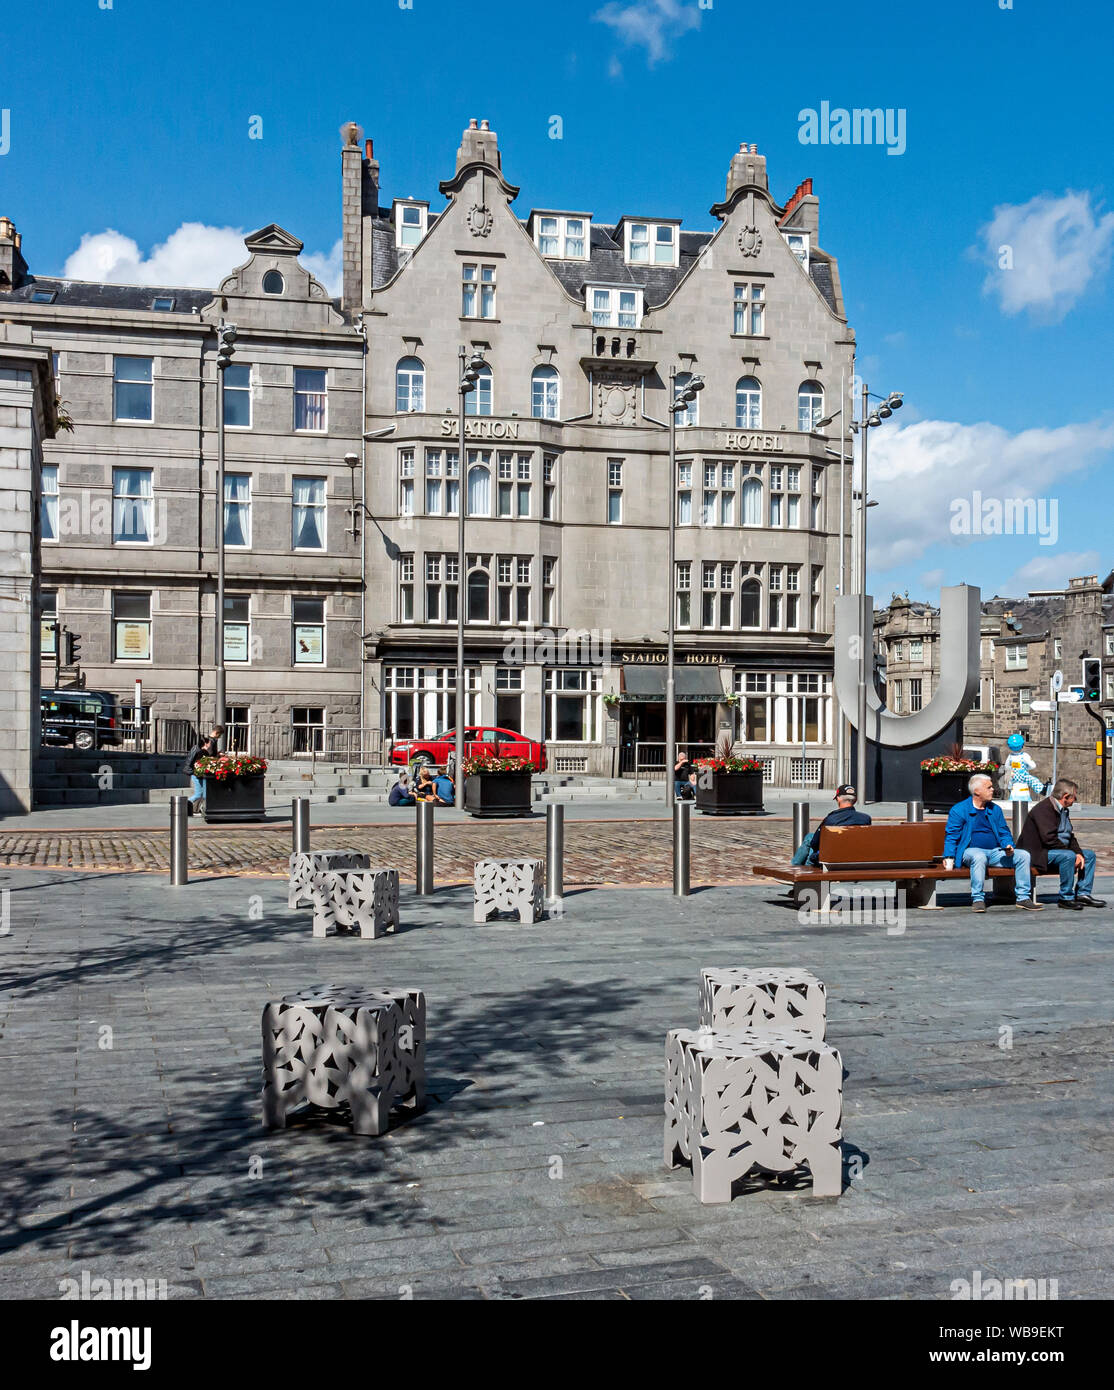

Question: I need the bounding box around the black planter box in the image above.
[202,774,266,822]
[920,771,974,814]
[695,770,765,816]
[464,772,532,818]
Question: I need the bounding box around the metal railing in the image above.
[632,741,715,781]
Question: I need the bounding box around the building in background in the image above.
[1,121,856,782]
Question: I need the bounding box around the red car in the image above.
[389,726,547,773]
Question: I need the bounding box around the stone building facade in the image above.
[1,121,857,780]
[876,576,1114,801]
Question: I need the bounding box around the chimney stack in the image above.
[0,217,28,291]
[725,142,768,200]
[340,123,378,314]
[455,118,501,173]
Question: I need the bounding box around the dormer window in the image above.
[534,214,588,260]
[625,221,678,266]
[31,288,57,304]
[151,296,175,311]
[394,201,428,249]
[588,286,641,329]
[782,232,810,267]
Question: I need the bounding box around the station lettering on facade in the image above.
[440,417,521,440]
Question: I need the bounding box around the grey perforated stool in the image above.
[699,967,827,1040]
[473,858,544,923]
[262,985,425,1136]
[309,868,400,939]
[665,1026,843,1202]
[288,850,371,909]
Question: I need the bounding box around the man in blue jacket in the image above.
[943,772,1043,912]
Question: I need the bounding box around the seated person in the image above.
[430,770,455,805]
[674,752,697,800]
[791,784,871,866]
[943,773,1041,912]
[413,766,437,801]
[388,771,415,807]
[1018,777,1105,909]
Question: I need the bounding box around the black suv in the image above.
[41,690,126,751]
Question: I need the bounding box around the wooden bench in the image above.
[752,820,1028,910]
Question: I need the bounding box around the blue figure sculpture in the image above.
[1003,732,1046,802]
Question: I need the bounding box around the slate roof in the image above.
[1,279,214,313]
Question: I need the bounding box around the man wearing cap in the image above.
[790,785,871,866]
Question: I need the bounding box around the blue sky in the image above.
[2,0,1112,603]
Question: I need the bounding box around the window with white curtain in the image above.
[41,464,59,543]
[531,366,559,419]
[294,369,327,432]
[798,380,824,432]
[674,373,698,426]
[112,467,153,544]
[464,364,492,416]
[467,455,491,516]
[292,477,326,549]
[395,357,425,413]
[424,448,459,515]
[677,460,692,525]
[736,376,762,428]
[741,476,762,526]
[224,474,251,548]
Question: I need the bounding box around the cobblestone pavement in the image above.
[3,818,1114,888]
[0,868,1111,1300]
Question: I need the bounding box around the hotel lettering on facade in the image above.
[0,120,854,782]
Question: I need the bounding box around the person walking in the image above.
[183,725,224,817]
[1018,778,1106,910]
[943,772,1042,911]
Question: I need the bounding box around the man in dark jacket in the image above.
[791,785,871,866]
[183,726,223,816]
[1018,778,1105,909]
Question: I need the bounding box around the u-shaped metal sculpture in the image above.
[833,584,980,748]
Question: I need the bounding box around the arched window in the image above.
[741,476,763,526]
[395,357,425,413]
[467,566,490,623]
[798,379,824,432]
[262,269,284,295]
[674,372,698,427]
[736,376,761,429]
[531,365,560,420]
[467,462,490,516]
[740,579,762,628]
[465,364,492,417]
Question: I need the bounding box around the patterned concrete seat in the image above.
[473,858,543,923]
[288,850,371,909]
[262,985,425,1137]
[699,967,827,1040]
[309,868,399,939]
[665,1025,843,1202]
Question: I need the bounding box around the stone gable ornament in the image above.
[737,225,763,257]
[467,203,493,237]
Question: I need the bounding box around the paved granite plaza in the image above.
[1,866,1112,1301]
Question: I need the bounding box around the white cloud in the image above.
[978,191,1114,321]
[866,416,1114,573]
[1000,550,1103,597]
[61,223,343,295]
[593,0,701,66]
[918,568,946,591]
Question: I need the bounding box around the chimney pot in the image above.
[365,139,374,160]
[480,119,490,131]
[469,118,478,129]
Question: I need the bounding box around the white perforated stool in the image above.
[309,868,400,939]
[699,967,827,1040]
[473,858,543,923]
[289,850,371,909]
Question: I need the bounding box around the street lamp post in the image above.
[456,347,486,808]
[665,368,704,804]
[214,322,237,748]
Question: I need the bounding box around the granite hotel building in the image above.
[1,120,856,782]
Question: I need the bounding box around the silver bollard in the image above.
[416,799,435,896]
[906,800,924,822]
[1011,800,1028,840]
[546,802,564,902]
[792,800,810,853]
[292,797,310,854]
[673,799,691,897]
[170,795,189,886]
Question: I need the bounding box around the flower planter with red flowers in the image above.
[692,756,766,816]
[194,754,269,823]
[919,756,999,814]
[462,754,536,818]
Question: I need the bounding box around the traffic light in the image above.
[63,630,82,666]
[1082,658,1102,702]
